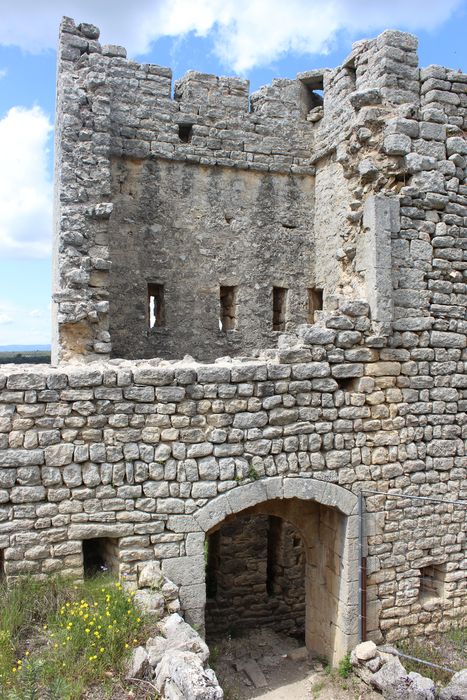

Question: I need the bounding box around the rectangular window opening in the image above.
[307,287,323,323]
[219,286,237,332]
[273,287,288,331]
[309,88,324,107]
[419,563,446,602]
[345,61,357,89]
[82,538,119,578]
[299,73,325,118]
[148,283,165,329]
[337,376,356,392]
[178,123,193,143]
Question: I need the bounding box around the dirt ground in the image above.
[81,626,465,699]
[209,628,381,700]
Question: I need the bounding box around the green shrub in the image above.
[337,653,352,679]
[0,576,144,700]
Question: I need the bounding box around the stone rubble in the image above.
[439,670,467,700]
[351,641,465,700]
[127,561,223,699]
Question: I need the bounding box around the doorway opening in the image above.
[205,512,305,641]
[202,495,352,666]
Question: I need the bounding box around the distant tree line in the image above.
[0,352,51,365]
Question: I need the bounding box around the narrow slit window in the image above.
[178,123,193,143]
[148,283,165,329]
[0,549,4,580]
[308,287,323,323]
[273,287,288,331]
[219,286,237,331]
[346,64,357,88]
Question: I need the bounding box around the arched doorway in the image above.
[164,477,358,665]
[205,511,306,641]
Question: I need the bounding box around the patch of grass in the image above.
[0,577,69,682]
[209,644,220,664]
[0,575,144,699]
[311,679,325,697]
[337,653,352,679]
[398,634,458,687]
[222,687,240,700]
[446,626,466,652]
[247,465,260,481]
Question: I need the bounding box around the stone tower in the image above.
[0,18,464,665]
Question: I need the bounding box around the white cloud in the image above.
[0,300,50,344]
[0,0,463,71]
[0,69,7,79]
[0,106,53,259]
[29,308,44,318]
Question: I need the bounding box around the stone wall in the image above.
[51,20,467,361]
[108,159,315,361]
[52,18,319,364]
[1,288,465,660]
[53,21,459,364]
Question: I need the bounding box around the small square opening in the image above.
[220,286,237,331]
[308,288,323,323]
[148,283,165,329]
[273,287,288,331]
[419,563,446,602]
[82,538,119,578]
[178,123,193,143]
[337,376,356,392]
[299,73,325,117]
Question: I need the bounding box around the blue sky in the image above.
[0,0,466,347]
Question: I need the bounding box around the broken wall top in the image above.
[52,17,467,366]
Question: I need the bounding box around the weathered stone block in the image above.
[0,449,44,467]
[45,444,74,467]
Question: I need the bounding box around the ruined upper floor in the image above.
[52,18,467,365]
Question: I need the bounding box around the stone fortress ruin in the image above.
[0,17,466,666]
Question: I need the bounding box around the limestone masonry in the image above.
[0,17,466,664]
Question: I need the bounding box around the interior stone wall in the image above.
[109,159,315,361]
[205,513,306,639]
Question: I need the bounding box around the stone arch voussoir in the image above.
[193,476,357,533]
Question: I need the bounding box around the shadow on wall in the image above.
[205,513,306,641]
